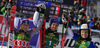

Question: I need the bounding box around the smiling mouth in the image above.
[23,27,27,30]
[83,35,86,36]
[53,28,56,30]
[82,35,88,38]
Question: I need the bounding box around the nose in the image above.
[53,25,56,27]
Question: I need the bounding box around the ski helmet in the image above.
[80,24,89,30]
[20,18,29,25]
[49,18,59,26]
[79,24,91,41]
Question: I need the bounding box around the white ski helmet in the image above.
[79,24,91,41]
[80,24,89,29]
[36,3,46,9]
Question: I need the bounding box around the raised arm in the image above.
[33,11,39,27]
[30,3,46,37]
[66,27,74,39]
[59,27,74,41]
[66,27,80,41]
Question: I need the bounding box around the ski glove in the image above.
[37,7,45,13]
[36,3,46,13]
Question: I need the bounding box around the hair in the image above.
[49,18,59,26]
[19,24,29,32]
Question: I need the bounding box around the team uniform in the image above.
[13,11,42,48]
[36,26,73,48]
[45,27,73,48]
[72,24,95,48]
[45,28,59,48]
[13,31,30,48]
[73,32,95,48]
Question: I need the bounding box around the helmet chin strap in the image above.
[81,37,88,40]
[80,35,91,41]
[79,29,91,41]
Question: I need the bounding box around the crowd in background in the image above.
[0,0,100,30]
[58,0,100,30]
[0,0,17,15]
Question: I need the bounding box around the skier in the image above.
[11,3,46,48]
[44,18,60,48]
[72,24,95,48]
[35,17,73,48]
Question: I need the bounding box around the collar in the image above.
[46,28,57,33]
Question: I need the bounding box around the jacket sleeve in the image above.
[89,42,96,48]
[59,27,74,41]
[66,27,74,39]
[31,11,44,37]
[1,7,5,13]
[72,32,80,41]
[33,11,39,27]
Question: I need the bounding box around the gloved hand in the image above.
[62,10,67,24]
[5,2,11,8]
[37,7,45,13]
[62,16,67,24]
[36,3,46,13]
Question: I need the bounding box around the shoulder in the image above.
[45,28,49,32]
[89,41,95,48]
[90,42,95,46]
[28,30,33,34]
[73,32,80,41]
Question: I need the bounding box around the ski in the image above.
[61,10,70,48]
[40,18,46,48]
[1,5,10,48]
[61,23,64,48]
[62,22,69,48]
[0,17,5,32]
[8,6,17,48]
[1,18,8,48]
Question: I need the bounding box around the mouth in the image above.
[52,28,56,31]
[23,27,27,30]
[53,27,56,30]
[82,35,87,38]
[23,27,26,29]
[83,35,86,37]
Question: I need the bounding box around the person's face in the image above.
[20,23,29,31]
[81,29,88,38]
[50,23,58,32]
[73,18,76,21]
[1,2,4,6]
